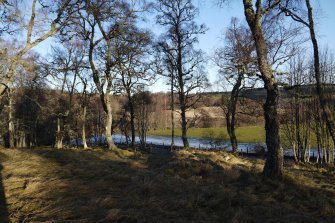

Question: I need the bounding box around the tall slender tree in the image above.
[155,41,177,149]
[156,0,208,148]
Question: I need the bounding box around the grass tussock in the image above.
[0,147,334,222]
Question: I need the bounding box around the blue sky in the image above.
[197,0,335,54]
[149,0,335,92]
[34,0,335,92]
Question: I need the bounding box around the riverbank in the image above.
[0,147,334,222]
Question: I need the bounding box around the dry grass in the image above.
[0,147,334,222]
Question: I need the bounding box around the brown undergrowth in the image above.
[0,147,334,222]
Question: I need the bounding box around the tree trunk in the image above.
[180,104,189,148]
[56,117,63,149]
[292,142,298,162]
[170,79,175,149]
[315,107,322,164]
[176,22,189,149]
[8,90,15,148]
[226,73,243,153]
[128,94,136,149]
[263,88,283,178]
[88,34,116,150]
[17,132,26,148]
[243,0,283,179]
[105,96,116,150]
[226,112,238,153]
[294,94,303,161]
[82,105,88,149]
[307,144,311,163]
[178,83,189,148]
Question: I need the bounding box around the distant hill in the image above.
[204,84,335,101]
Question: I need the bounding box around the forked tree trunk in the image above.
[88,29,117,150]
[17,132,26,148]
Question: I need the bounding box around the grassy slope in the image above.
[0,148,335,222]
[148,126,266,143]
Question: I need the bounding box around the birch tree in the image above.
[0,0,78,99]
[74,0,149,149]
[114,25,153,149]
[156,0,208,148]
[214,18,256,153]
[280,0,335,148]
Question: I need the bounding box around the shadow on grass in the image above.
[0,152,9,223]
[4,148,335,223]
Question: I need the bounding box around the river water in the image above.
[83,134,304,157]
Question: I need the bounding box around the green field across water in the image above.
[148,125,324,148]
[148,126,266,143]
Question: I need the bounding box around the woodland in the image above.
[0,0,335,222]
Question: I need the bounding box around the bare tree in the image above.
[155,41,177,149]
[114,25,153,149]
[214,18,256,153]
[78,72,95,149]
[281,51,313,162]
[45,40,85,149]
[311,48,335,165]
[280,0,335,146]
[134,90,154,150]
[74,0,148,149]
[0,0,78,99]
[156,0,208,148]
[4,53,50,148]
